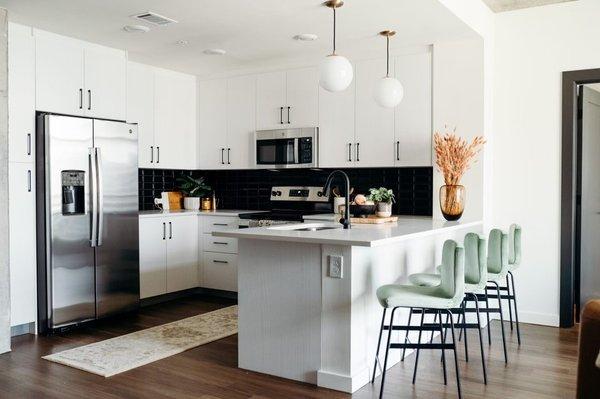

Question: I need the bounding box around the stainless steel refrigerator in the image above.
[36,114,139,333]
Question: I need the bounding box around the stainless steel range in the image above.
[238,186,331,228]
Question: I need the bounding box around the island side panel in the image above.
[237,238,322,384]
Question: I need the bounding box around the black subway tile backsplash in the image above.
[139,167,433,216]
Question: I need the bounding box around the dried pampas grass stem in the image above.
[434,129,485,186]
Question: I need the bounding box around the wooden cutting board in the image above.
[350,215,398,224]
[166,191,184,210]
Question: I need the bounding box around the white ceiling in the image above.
[0,0,477,78]
[482,0,577,13]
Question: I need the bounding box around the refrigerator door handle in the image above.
[95,147,104,246]
[89,148,98,247]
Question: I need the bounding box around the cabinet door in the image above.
[35,29,84,115]
[127,62,155,168]
[9,163,36,326]
[355,58,395,167]
[227,75,256,169]
[318,77,355,168]
[197,79,227,169]
[154,68,197,169]
[256,71,286,130]
[8,23,36,164]
[202,252,238,292]
[139,217,167,299]
[394,52,432,166]
[286,67,318,128]
[84,43,127,120]
[166,216,198,292]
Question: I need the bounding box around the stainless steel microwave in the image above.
[255,127,318,169]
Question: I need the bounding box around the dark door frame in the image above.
[560,68,600,327]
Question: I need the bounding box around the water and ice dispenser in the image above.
[61,170,85,215]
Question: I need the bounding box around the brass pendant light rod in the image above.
[324,0,344,55]
[379,30,396,77]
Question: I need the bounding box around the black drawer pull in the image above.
[213,223,228,226]
[213,260,229,264]
[213,241,228,245]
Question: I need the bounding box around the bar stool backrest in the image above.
[509,224,522,267]
[439,239,465,301]
[464,232,487,285]
[487,229,508,275]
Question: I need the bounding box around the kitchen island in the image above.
[214,217,482,393]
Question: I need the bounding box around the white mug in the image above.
[154,192,170,210]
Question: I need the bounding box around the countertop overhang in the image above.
[213,217,483,247]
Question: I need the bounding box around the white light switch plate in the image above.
[328,255,343,279]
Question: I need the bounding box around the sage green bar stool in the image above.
[371,240,465,399]
[408,232,488,384]
[506,224,522,344]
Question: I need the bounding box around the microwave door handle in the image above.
[294,138,300,164]
[95,148,104,246]
[89,148,98,247]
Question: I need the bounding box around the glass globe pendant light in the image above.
[373,30,404,108]
[319,0,353,92]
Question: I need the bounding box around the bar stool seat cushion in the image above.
[376,284,464,309]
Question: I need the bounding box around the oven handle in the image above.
[294,138,300,164]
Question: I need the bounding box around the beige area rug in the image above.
[43,305,238,377]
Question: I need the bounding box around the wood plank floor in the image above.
[0,295,578,399]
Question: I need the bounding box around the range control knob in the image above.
[317,191,324,197]
[276,190,282,196]
[271,191,278,196]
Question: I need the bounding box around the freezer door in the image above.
[93,120,139,317]
[45,115,96,328]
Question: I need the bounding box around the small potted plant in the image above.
[176,175,212,210]
[368,187,395,218]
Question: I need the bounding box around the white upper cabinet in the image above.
[153,67,197,170]
[394,51,432,166]
[197,75,256,169]
[355,58,395,167]
[127,62,155,168]
[318,76,355,168]
[84,43,127,120]
[256,68,318,130]
[226,75,256,169]
[35,29,85,116]
[8,23,35,163]
[256,71,286,130]
[198,78,228,168]
[35,29,126,120]
[286,67,318,128]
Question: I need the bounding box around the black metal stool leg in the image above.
[509,271,522,346]
[446,309,463,399]
[485,290,492,345]
[440,313,449,363]
[462,299,469,362]
[437,310,447,385]
[458,298,464,341]
[412,308,425,384]
[492,281,508,363]
[401,307,413,362]
[371,308,387,383]
[379,307,397,399]
[430,311,438,344]
[506,275,514,331]
[470,293,487,384]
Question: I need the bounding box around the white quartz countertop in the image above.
[139,209,264,218]
[214,217,483,247]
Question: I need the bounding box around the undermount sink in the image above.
[267,223,341,232]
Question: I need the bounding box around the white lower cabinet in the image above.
[9,162,36,327]
[199,216,239,292]
[139,215,198,299]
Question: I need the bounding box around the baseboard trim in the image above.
[317,367,371,393]
[140,287,237,307]
[490,310,559,327]
[11,322,35,337]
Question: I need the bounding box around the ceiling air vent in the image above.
[131,12,177,26]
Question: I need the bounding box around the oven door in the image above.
[256,138,297,166]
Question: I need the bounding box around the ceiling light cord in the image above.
[386,35,390,77]
[333,7,337,55]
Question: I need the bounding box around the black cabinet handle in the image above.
[280,107,284,124]
[287,106,291,124]
[396,141,400,161]
[162,223,166,240]
[213,241,228,245]
[79,88,83,109]
[157,146,160,163]
[356,142,360,162]
[150,146,154,163]
[87,90,91,110]
[27,170,31,192]
[227,148,231,164]
[27,133,31,156]
[213,260,229,264]
[213,223,228,226]
[169,222,172,239]
[348,143,352,162]
[221,148,225,164]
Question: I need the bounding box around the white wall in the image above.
[493,0,600,326]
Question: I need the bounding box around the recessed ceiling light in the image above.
[175,39,189,46]
[294,33,318,41]
[123,25,150,33]
[203,48,226,55]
